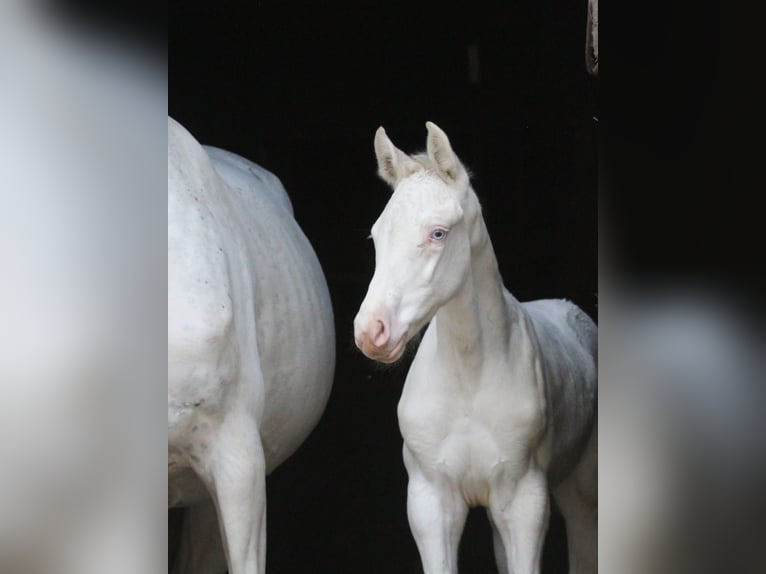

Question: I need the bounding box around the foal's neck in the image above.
[435,201,522,368]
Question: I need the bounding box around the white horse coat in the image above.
[168,118,335,574]
[354,123,597,574]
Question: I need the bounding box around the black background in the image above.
[170,0,596,571]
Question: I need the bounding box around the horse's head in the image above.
[354,122,474,363]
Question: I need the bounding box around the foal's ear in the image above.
[425,121,460,182]
[374,127,418,187]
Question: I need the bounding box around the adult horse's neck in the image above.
[434,193,522,372]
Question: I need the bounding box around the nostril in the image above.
[372,319,389,347]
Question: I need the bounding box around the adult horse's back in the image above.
[168,117,335,574]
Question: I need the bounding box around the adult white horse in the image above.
[354,122,597,574]
[168,117,335,574]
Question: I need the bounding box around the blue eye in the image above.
[430,228,447,241]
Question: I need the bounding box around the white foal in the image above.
[354,122,597,574]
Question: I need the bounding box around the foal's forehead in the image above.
[395,171,453,202]
[381,172,460,223]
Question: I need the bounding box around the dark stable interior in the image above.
[170,0,597,571]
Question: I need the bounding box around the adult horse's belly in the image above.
[205,145,336,473]
[167,118,334,505]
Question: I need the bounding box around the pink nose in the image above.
[370,319,390,348]
[354,316,391,353]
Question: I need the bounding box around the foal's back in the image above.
[522,298,597,485]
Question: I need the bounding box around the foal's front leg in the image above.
[404,446,468,574]
[489,465,550,574]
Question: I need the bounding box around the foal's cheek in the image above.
[421,255,439,283]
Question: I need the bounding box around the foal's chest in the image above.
[398,374,541,505]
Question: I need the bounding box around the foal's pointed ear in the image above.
[374,127,417,187]
[425,121,460,182]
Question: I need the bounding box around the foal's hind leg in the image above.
[553,423,597,574]
[171,500,227,574]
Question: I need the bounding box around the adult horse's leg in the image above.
[488,466,550,574]
[192,411,267,574]
[171,500,227,574]
[553,423,597,574]
[404,447,468,574]
[487,510,509,574]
